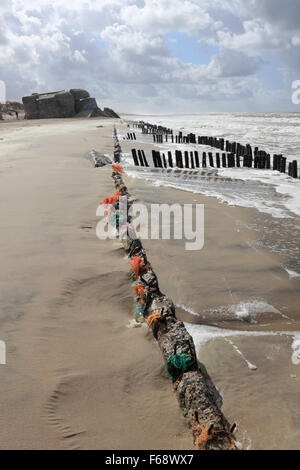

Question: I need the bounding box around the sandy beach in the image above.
[0,117,299,450]
[0,118,191,450]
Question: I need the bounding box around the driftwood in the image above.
[106,127,237,450]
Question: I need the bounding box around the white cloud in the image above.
[120,0,217,36]
[0,0,298,112]
[215,20,283,52]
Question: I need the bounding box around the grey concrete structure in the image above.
[22,89,119,120]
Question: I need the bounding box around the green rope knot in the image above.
[166,353,194,380]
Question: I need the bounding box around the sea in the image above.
[120,113,300,273]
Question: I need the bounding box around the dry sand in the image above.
[0,117,299,450]
[0,118,191,450]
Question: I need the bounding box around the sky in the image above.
[0,0,300,113]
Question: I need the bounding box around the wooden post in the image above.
[194,151,200,168]
[168,151,173,168]
[190,152,195,169]
[131,149,139,166]
[280,156,286,173]
[152,150,158,168]
[184,151,190,169]
[202,152,207,168]
[230,153,235,167]
[292,160,298,178]
[156,152,163,168]
[176,150,183,168]
[137,150,144,166]
[216,153,220,169]
[142,150,149,167]
[222,153,227,168]
[208,152,214,167]
[162,153,167,168]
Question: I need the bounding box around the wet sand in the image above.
[123,174,300,450]
[1,118,299,449]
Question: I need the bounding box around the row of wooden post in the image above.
[131,148,299,173]
[131,149,149,167]
[289,160,298,178]
[126,132,136,141]
[130,121,172,135]
[128,121,299,179]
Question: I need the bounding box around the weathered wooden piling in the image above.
[137,150,145,166]
[292,160,298,178]
[129,120,298,181]
[132,149,139,166]
[157,151,163,168]
[152,150,158,168]
[222,153,227,168]
[279,155,286,173]
[194,151,200,168]
[184,151,190,169]
[227,153,235,168]
[176,150,183,169]
[162,153,167,168]
[190,152,195,169]
[141,150,149,167]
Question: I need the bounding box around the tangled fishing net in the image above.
[128,256,144,280]
[112,164,125,174]
[146,313,162,326]
[101,190,122,218]
[166,353,194,380]
[131,281,147,319]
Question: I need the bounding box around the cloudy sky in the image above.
[0,0,299,113]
